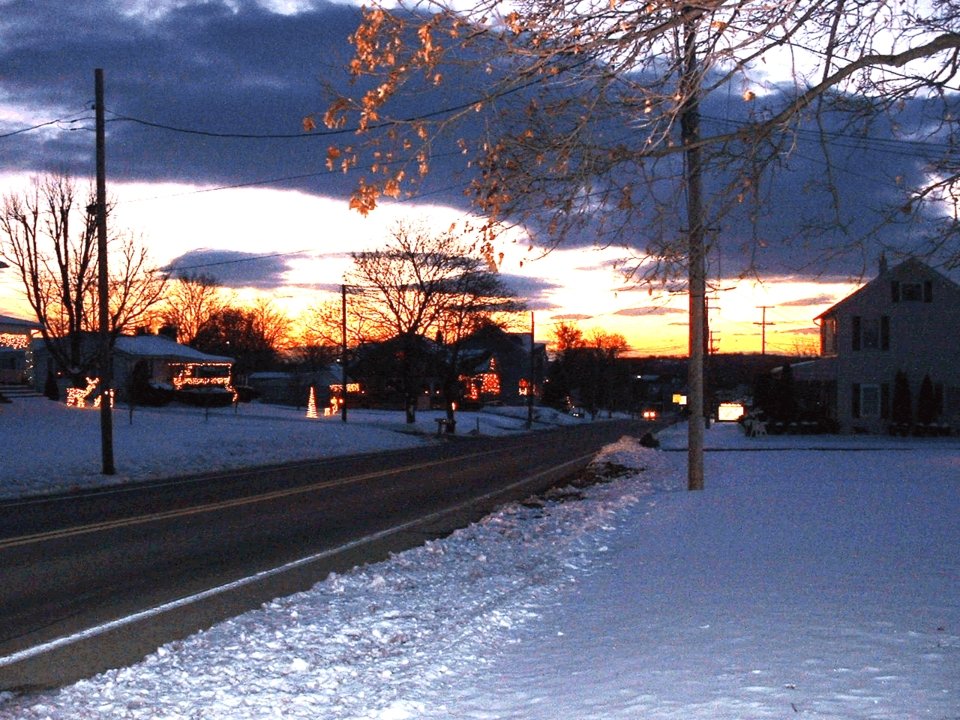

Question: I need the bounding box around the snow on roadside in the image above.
[0,436,677,719]
[3,417,957,719]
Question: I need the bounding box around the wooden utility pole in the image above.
[341,284,348,422]
[755,305,775,355]
[681,10,704,491]
[526,312,535,429]
[94,68,115,475]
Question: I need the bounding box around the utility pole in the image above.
[681,8,705,491]
[526,312,535,429]
[341,284,348,422]
[94,68,115,475]
[755,305,776,355]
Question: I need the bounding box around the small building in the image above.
[30,333,235,404]
[113,335,234,403]
[803,257,960,433]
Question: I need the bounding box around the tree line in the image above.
[0,175,531,403]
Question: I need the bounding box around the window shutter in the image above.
[852,316,861,351]
[852,383,861,418]
[924,280,933,303]
[891,281,900,303]
[881,315,890,350]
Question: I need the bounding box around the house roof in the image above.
[815,257,959,321]
[0,313,41,332]
[114,335,233,364]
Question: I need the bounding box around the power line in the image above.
[163,250,312,273]
[0,112,92,140]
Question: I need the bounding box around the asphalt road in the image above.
[0,418,649,691]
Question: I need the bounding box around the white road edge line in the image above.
[0,453,593,668]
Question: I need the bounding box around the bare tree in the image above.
[318,0,960,487]
[0,174,166,385]
[249,298,294,356]
[191,303,291,376]
[303,296,389,350]
[161,272,228,345]
[552,322,585,354]
[347,220,521,422]
[587,329,630,357]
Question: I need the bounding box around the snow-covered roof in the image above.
[114,335,233,364]
[0,313,41,332]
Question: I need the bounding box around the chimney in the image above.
[878,252,888,276]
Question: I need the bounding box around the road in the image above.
[0,418,647,690]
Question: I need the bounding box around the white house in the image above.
[803,257,960,433]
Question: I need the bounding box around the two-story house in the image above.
[812,257,960,433]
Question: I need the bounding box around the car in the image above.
[569,406,586,418]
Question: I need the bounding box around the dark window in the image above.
[901,282,923,301]
[852,382,861,418]
[852,315,889,351]
[861,384,881,417]
[862,318,880,349]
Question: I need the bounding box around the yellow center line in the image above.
[0,447,506,551]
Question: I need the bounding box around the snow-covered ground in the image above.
[2,398,959,719]
[0,397,582,500]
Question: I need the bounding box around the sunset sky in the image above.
[0,0,948,356]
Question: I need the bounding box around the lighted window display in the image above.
[0,333,29,350]
[717,402,746,422]
[169,362,233,389]
[329,383,361,394]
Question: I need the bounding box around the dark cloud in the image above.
[287,281,345,294]
[0,0,954,285]
[552,313,593,321]
[614,306,686,317]
[163,248,302,289]
[778,294,837,307]
[497,273,561,310]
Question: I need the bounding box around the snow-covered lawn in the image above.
[0,397,581,500]
[1,401,958,719]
